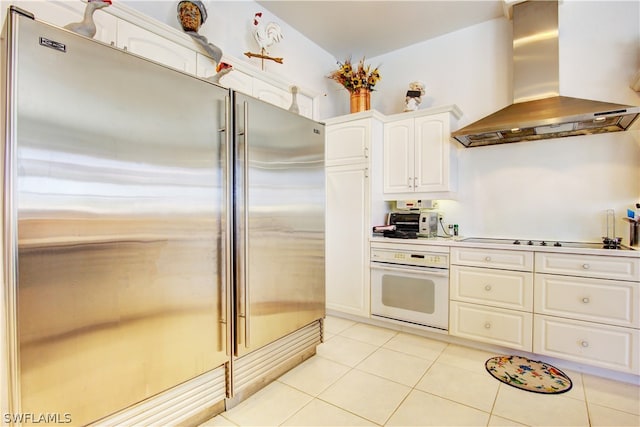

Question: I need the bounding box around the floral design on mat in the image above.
[485,355,572,394]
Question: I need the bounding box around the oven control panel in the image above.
[371,248,449,268]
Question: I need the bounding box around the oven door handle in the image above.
[371,262,449,277]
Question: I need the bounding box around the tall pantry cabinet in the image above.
[325,112,387,317]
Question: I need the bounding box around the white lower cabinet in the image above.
[449,247,534,351]
[325,164,370,316]
[450,265,533,311]
[450,302,533,351]
[534,315,639,374]
[533,252,640,374]
[535,274,639,328]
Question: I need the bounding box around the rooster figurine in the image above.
[64,0,112,38]
[253,12,283,53]
[244,12,284,69]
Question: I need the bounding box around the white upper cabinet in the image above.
[196,53,253,94]
[252,80,314,119]
[195,57,314,118]
[383,106,462,200]
[9,0,117,44]
[383,118,413,192]
[116,20,196,74]
[325,118,372,166]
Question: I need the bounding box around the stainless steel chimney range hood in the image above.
[452,0,640,148]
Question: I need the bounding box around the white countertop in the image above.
[370,235,640,258]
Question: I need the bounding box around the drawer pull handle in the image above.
[580,340,589,348]
[582,264,590,269]
[582,297,590,304]
[484,256,491,262]
[484,322,491,329]
[484,285,492,291]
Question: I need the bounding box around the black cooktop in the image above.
[460,237,634,250]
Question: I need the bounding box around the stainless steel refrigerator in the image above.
[2,7,324,425]
[229,93,325,404]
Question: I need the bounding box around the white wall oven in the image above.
[371,245,449,332]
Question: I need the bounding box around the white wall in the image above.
[368,0,640,244]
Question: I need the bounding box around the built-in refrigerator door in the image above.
[3,10,230,424]
[233,93,325,357]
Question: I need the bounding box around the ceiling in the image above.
[256,1,508,59]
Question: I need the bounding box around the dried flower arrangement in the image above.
[328,57,381,93]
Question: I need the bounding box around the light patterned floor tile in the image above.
[588,402,640,426]
[557,368,586,402]
[487,414,527,426]
[415,361,499,412]
[382,332,448,360]
[324,316,357,334]
[316,335,379,367]
[197,319,640,427]
[356,347,433,387]
[386,389,490,426]
[318,369,411,425]
[339,323,397,346]
[198,414,238,427]
[492,383,589,426]
[278,355,350,396]
[222,382,312,426]
[434,343,496,373]
[583,374,640,415]
[281,399,377,426]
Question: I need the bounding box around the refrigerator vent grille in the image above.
[91,366,227,426]
[232,320,322,393]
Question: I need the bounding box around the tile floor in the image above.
[201,316,640,427]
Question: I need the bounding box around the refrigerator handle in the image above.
[237,100,250,349]
[220,96,229,331]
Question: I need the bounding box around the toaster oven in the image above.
[387,211,438,238]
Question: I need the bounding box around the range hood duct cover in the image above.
[452,0,640,147]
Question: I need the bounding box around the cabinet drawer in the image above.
[534,315,639,374]
[451,248,533,271]
[535,253,640,281]
[450,302,532,351]
[535,274,639,328]
[450,266,533,311]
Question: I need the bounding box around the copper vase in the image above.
[350,88,371,113]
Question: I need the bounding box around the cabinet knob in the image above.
[484,285,492,291]
[582,297,590,304]
[484,322,491,329]
[582,264,590,269]
[580,340,589,348]
[484,256,491,262]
